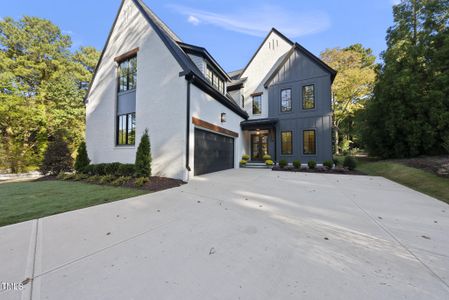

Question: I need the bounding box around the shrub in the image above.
[86,175,101,184]
[279,159,288,168]
[74,142,90,173]
[82,164,94,175]
[343,156,357,170]
[134,177,149,187]
[293,160,301,169]
[99,175,116,185]
[74,173,89,181]
[263,154,272,161]
[105,162,121,176]
[63,173,76,181]
[308,160,317,169]
[135,129,152,178]
[40,132,73,175]
[117,164,135,177]
[93,163,108,176]
[333,158,340,166]
[242,154,250,161]
[111,176,131,186]
[56,172,66,180]
[265,160,274,166]
[323,160,333,170]
[240,160,247,166]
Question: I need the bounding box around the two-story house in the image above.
[85,0,336,181]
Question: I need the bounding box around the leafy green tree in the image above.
[74,141,90,172]
[135,129,152,178]
[360,0,449,158]
[320,44,377,154]
[0,16,99,172]
[40,131,73,175]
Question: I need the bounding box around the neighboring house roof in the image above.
[228,69,244,80]
[86,0,247,119]
[177,42,231,81]
[263,43,337,88]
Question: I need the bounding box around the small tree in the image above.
[74,142,90,173]
[135,129,152,177]
[40,132,73,175]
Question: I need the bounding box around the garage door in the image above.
[194,128,235,176]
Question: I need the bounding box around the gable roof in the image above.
[238,28,294,79]
[263,43,337,88]
[86,0,247,119]
[177,41,231,81]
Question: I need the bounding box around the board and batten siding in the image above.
[267,49,333,164]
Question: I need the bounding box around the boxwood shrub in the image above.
[293,160,301,169]
[279,159,288,168]
[308,160,317,169]
[117,164,136,177]
[323,160,333,170]
[343,156,357,170]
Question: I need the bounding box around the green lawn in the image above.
[0,180,147,227]
[355,159,449,204]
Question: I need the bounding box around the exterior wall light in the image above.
[221,113,226,123]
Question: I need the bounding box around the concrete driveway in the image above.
[1,169,449,300]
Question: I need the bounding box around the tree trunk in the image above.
[334,124,339,155]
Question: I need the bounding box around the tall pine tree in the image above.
[361,0,449,157]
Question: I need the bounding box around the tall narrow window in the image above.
[281,89,292,112]
[281,131,293,155]
[252,95,262,115]
[206,65,225,94]
[303,130,316,155]
[302,84,315,110]
[117,113,136,145]
[241,95,245,108]
[119,56,137,92]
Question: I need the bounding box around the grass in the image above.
[354,158,449,204]
[0,180,147,227]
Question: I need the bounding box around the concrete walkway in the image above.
[1,169,448,299]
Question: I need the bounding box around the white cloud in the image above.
[187,15,200,26]
[392,0,401,5]
[167,4,330,38]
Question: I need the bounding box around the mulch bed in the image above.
[272,166,366,175]
[36,176,186,192]
[393,155,449,178]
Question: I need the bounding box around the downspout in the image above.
[185,73,193,172]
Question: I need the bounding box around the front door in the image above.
[251,134,268,161]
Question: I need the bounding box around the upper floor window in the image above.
[206,65,225,94]
[119,56,137,92]
[303,130,316,155]
[252,95,262,115]
[117,113,136,145]
[281,89,292,112]
[302,84,315,110]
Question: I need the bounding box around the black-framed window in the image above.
[117,113,136,145]
[252,95,262,115]
[241,95,245,108]
[206,65,225,94]
[281,89,292,112]
[119,56,137,92]
[302,84,315,110]
[281,131,293,155]
[303,130,316,155]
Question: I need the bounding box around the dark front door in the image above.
[251,134,268,161]
[194,128,235,176]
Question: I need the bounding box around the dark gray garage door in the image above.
[194,128,234,176]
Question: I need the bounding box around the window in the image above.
[302,84,315,110]
[281,89,292,112]
[206,65,225,94]
[252,95,262,115]
[118,56,137,92]
[303,130,316,155]
[241,95,245,108]
[117,113,136,145]
[281,131,293,155]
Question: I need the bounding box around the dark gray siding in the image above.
[268,49,333,164]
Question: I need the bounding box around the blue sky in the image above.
[1,0,398,72]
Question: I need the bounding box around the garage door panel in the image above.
[194,129,234,176]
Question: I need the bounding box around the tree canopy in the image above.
[0,16,99,172]
[320,44,377,153]
[360,0,449,158]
